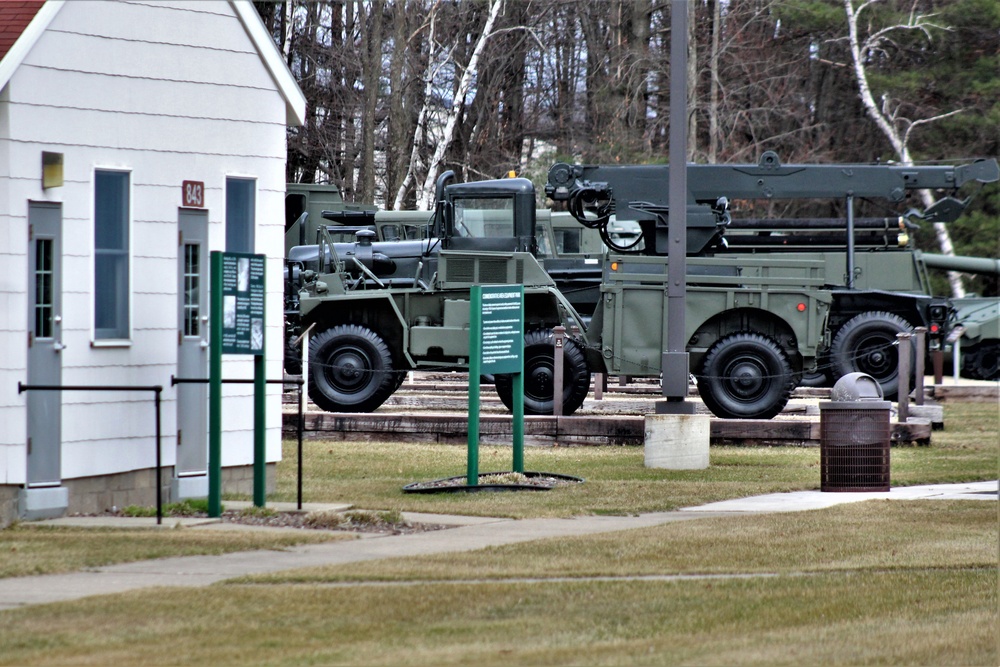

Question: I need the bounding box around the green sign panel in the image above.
[479,285,523,374]
[220,252,265,355]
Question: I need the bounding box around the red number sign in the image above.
[182,181,205,207]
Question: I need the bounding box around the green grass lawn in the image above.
[0,402,995,666]
[0,526,349,579]
[267,403,997,518]
[0,501,994,666]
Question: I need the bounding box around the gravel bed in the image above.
[78,508,450,535]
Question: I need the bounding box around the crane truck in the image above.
[545,152,999,404]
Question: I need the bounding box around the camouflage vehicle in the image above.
[920,254,1000,381]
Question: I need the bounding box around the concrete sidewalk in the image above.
[0,481,994,611]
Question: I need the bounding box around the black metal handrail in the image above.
[17,382,164,524]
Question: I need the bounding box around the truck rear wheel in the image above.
[308,324,400,412]
[961,340,999,381]
[830,311,912,399]
[696,333,794,419]
[495,329,590,415]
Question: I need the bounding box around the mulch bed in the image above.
[403,470,584,493]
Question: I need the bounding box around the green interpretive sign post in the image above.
[468,285,524,486]
[209,251,267,517]
[220,253,266,355]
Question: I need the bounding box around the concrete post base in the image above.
[172,475,208,502]
[18,486,69,520]
[644,413,710,469]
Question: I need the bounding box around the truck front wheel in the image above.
[696,333,794,419]
[495,329,590,415]
[308,324,401,412]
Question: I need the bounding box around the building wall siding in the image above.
[0,0,288,490]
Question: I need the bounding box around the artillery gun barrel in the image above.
[920,253,1000,276]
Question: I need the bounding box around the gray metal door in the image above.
[27,202,62,486]
[177,209,208,476]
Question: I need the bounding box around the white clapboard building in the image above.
[0,0,305,525]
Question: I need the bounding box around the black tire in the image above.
[799,359,832,388]
[961,340,999,381]
[283,335,302,376]
[307,324,400,412]
[696,333,794,419]
[494,329,590,415]
[830,311,912,399]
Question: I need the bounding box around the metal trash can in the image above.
[819,372,891,492]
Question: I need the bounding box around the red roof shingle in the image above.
[0,1,45,62]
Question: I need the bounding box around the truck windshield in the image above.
[453,197,514,238]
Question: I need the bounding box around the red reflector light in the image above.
[796,303,806,312]
[930,324,939,333]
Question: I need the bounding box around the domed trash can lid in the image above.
[830,372,884,402]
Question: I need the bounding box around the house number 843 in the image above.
[183,180,205,208]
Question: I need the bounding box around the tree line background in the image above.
[253,0,999,296]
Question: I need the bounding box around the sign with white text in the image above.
[220,252,265,355]
[182,180,205,207]
[478,285,523,374]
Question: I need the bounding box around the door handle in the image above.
[53,341,66,352]
[200,340,209,349]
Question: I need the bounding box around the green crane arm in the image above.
[545,152,1000,256]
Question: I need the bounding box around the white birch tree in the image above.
[843,0,967,297]
[416,0,504,210]
[392,2,445,210]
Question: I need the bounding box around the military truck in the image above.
[287,154,996,418]
[290,171,834,418]
[284,195,613,369]
[545,152,999,399]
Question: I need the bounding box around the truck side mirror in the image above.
[437,200,453,240]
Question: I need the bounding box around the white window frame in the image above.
[92,167,133,345]
[225,175,257,254]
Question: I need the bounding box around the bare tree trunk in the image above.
[282,1,293,63]
[686,0,697,160]
[358,0,383,204]
[393,3,443,210]
[843,0,965,297]
[418,0,504,209]
[385,2,412,209]
[707,0,720,163]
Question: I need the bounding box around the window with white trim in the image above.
[94,170,130,339]
[226,177,256,253]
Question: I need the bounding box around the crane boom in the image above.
[545,151,1000,256]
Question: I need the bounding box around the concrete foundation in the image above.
[63,468,170,516]
[0,486,17,528]
[0,464,276,524]
[644,413,711,469]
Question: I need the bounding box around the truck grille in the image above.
[479,259,508,283]
[445,259,475,283]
